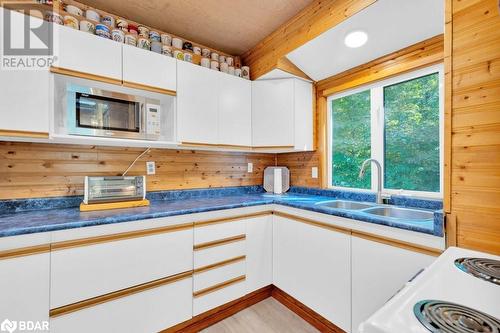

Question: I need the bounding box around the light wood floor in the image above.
[201,298,319,333]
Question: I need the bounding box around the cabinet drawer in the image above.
[50,275,192,333]
[194,220,246,245]
[51,227,193,308]
[194,239,245,269]
[193,275,246,316]
[194,258,246,292]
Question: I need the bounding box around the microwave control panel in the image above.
[145,104,161,136]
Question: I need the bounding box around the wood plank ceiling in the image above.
[77,0,314,55]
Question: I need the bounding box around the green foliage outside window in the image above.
[331,90,371,189]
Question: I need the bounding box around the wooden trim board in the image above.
[50,66,122,86]
[194,212,272,228]
[49,270,193,318]
[193,255,246,275]
[193,275,246,298]
[193,235,246,251]
[79,199,150,212]
[122,81,176,96]
[0,129,49,139]
[0,244,51,260]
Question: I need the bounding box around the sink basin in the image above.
[315,200,375,210]
[363,206,433,220]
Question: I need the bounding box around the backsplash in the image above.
[0,142,275,199]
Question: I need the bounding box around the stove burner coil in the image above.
[414,300,500,333]
[455,258,500,285]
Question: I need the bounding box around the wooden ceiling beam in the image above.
[242,0,377,80]
[275,57,313,81]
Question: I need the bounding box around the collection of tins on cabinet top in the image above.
[38,0,251,79]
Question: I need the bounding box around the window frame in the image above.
[326,64,444,199]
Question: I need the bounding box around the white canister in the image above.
[85,9,100,22]
[219,55,226,63]
[241,66,250,79]
[200,57,210,68]
[63,15,78,29]
[228,66,235,75]
[273,168,283,194]
[137,37,151,50]
[172,37,183,49]
[137,25,150,38]
[149,31,161,42]
[116,18,128,32]
[226,57,234,66]
[220,62,229,73]
[161,44,173,57]
[124,33,137,46]
[95,24,110,39]
[65,4,83,16]
[210,60,219,71]
[234,68,242,77]
[184,53,193,63]
[201,48,210,57]
[151,41,162,53]
[44,11,63,25]
[111,29,125,43]
[101,15,115,28]
[161,34,172,45]
[193,46,201,55]
[79,20,95,34]
[210,52,219,61]
[173,50,184,60]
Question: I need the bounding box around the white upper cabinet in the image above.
[122,44,176,92]
[252,78,313,150]
[0,9,49,136]
[177,61,219,144]
[218,73,252,146]
[53,25,122,80]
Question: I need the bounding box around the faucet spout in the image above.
[359,158,384,204]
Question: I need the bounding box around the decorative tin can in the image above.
[183,42,193,51]
[137,37,151,50]
[101,15,115,28]
[63,15,79,29]
[44,11,63,25]
[116,18,128,32]
[149,31,161,42]
[65,4,83,16]
[200,57,210,68]
[241,66,250,79]
[85,9,100,22]
[234,68,242,77]
[137,25,150,38]
[111,29,125,43]
[161,44,173,57]
[219,55,226,64]
[151,41,162,54]
[173,50,184,60]
[210,52,219,61]
[201,48,210,57]
[228,66,235,76]
[210,60,219,71]
[193,46,201,55]
[184,53,193,63]
[226,57,234,66]
[128,24,138,35]
[79,20,95,34]
[160,34,172,46]
[95,24,111,39]
[124,33,137,46]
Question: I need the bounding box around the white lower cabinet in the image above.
[351,236,435,332]
[50,276,192,333]
[0,253,50,325]
[273,215,352,332]
[245,215,273,293]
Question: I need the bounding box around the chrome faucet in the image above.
[359,158,384,204]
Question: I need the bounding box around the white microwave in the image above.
[53,75,173,141]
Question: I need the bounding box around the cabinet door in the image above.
[293,79,314,151]
[252,79,294,147]
[218,74,252,146]
[351,236,435,332]
[177,61,219,144]
[0,9,49,135]
[246,215,272,293]
[53,25,122,80]
[273,216,351,332]
[122,44,176,92]
[0,253,50,325]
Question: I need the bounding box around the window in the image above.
[327,65,443,197]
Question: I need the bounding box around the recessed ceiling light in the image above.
[344,30,368,48]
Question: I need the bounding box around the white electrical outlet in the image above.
[146,161,156,175]
[311,167,318,179]
[247,162,253,173]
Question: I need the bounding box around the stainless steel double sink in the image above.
[315,200,434,221]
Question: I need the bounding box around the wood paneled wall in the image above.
[0,142,275,199]
[446,0,500,254]
[278,36,445,190]
[241,0,377,79]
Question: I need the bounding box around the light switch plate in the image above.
[311,167,318,179]
[146,161,156,175]
[247,162,253,173]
